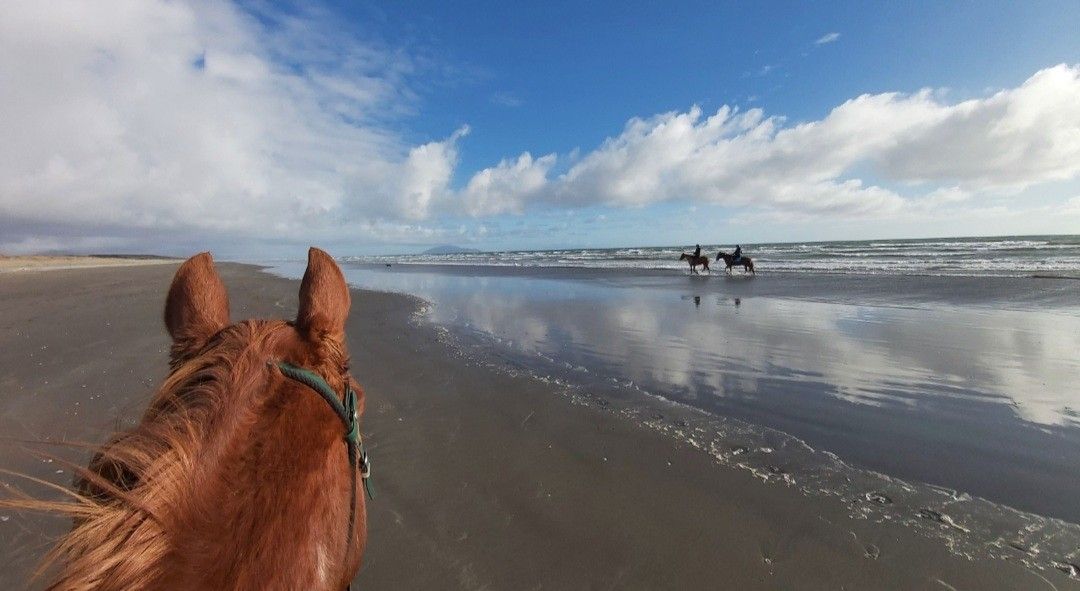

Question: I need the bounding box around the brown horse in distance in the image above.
[679,252,711,274]
[717,251,755,275]
[0,248,368,590]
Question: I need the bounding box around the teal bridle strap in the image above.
[275,360,374,563]
[275,361,373,498]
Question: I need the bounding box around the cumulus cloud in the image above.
[455,64,1080,221]
[1,0,1078,255]
[0,0,463,253]
[463,153,557,216]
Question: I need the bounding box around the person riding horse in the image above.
[715,246,754,274]
[680,244,710,274]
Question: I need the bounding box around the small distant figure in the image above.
[385,263,392,268]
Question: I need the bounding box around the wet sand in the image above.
[307,263,1080,525]
[1,263,1077,589]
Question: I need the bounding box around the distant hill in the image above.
[422,245,480,255]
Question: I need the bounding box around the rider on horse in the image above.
[732,245,742,262]
[694,244,702,258]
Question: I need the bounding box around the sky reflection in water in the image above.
[278,263,1080,522]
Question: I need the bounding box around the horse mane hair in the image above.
[1,319,291,590]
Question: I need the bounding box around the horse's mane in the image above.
[2,319,287,590]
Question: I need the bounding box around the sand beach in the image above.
[0,255,175,274]
[4,0,1080,587]
[2,261,1078,589]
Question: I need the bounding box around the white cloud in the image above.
[815,32,841,45]
[0,0,461,252]
[463,152,556,216]
[396,126,469,220]
[916,186,971,208]
[455,64,1080,222]
[1,0,1077,255]
[491,91,523,107]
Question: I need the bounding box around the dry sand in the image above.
[1,263,1076,589]
[0,255,175,274]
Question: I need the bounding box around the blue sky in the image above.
[1,1,1079,256]
[354,1,1077,162]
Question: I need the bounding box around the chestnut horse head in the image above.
[7,248,369,590]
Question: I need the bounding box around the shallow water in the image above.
[349,234,1080,277]
[272,262,1080,526]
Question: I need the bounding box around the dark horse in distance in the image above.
[717,251,755,275]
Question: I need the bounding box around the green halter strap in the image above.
[274,361,373,561]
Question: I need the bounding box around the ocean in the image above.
[268,234,1080,571]
[348,235,1080,277]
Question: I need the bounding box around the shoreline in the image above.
[2,263,1078,589]
[338,261,1080,313]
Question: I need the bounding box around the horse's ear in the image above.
[165,252,230,364]
[296,247,350,341]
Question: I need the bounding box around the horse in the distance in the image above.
[717,251,755,275]
[679,252,711,274]
[0,248,369,590]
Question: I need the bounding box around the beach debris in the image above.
[730,445,749,456]
[864,544,880,559]
[1054,561,1079,578]
[0,515,9,522]
[675,419,688,428]
[865,491,893,505]
[918,509,969,533]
